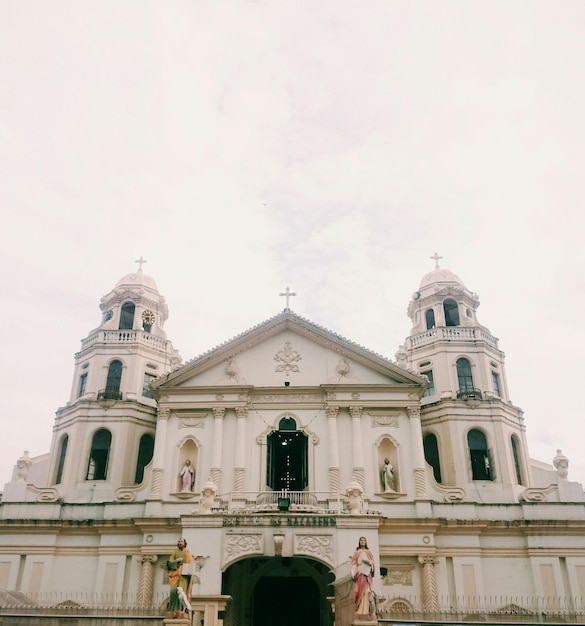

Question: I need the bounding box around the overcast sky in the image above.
[1,1,584,489]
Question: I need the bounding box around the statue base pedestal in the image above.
[352,617,378,625]
[164,611,190,625]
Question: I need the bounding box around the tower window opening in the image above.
[421,370,435,397]
[86,429,112,480]
[443,298,460,326]
[511,435,523,485]
[456,358,474,393]
[119,302,135,330]
[468,429,493,480]
[423,432,442,483]
[491,371,501,397]
[425,309,435,330]
[142,372,157,398]
[103,360,123,399]
[55,434,68,485]
[135,434,154,484]
[78,373,88,398]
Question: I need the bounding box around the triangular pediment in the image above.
[153,311,426,391]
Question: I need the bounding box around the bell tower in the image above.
[45,260,182,502]
[397,255,532,501]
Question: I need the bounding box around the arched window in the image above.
[55,434,68,484]
[134,434,154,484]
[425,309,435,330]
[423,433,442,483]
[511,435,523,485]
[443,298,460,326]
[86,429,112,480]
[104,360,123,399]
[119,302,135,330]
[267,417,308,491]
[467,429,493,480]
[456,358,474,393]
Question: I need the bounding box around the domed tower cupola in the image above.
[68,258,181,406]
[99,257,170,340]
[408,253,481,334]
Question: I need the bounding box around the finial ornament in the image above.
[279,286,297,310]
[135,256,147,272]
[430,252,443,269]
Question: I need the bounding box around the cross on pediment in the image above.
[135,256,147,271]
[279,286,297,310]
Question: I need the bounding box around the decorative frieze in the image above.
[224,533,263,561]
[368,411,400,428]
[381,565,414,586]
[294,534,333,563]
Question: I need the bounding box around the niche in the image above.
[377,437,399,493]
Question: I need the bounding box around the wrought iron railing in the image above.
[376,594,585,624]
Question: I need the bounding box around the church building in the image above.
[1,259,584,626]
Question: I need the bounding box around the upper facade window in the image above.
[267,417,308,492]
[119,302,135,330]
[443,298,460,326]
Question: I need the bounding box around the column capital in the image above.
[235,406,248,419]
[326,405,339,418]
[349,405,363,418]
[418,555,438,566]
[407,406,421,419]
[157,407,170,421]
[137,554,158,565]
[213,407,226,419]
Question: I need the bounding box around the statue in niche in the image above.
[380,458,396,492]
[179,459,195,492]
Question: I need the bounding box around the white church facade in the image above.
[1,260,585,625]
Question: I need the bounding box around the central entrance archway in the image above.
[222,556,334,626]
[253,575,319,626]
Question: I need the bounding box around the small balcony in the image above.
[456,388,483,401]
[216,490,348,515]
[406,326,498,350]
[97,389,123,401]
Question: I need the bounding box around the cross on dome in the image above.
[279,286,297,310]
[430,252,443,269]
[135,256,147,272]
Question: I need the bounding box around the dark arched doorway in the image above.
[253,575,319,626]
[222,556,333,626]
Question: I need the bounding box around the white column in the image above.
[234,407,247,492]
[327,405,340,494]
[137,554,157,605]
[150,408,169,499]
[418,555,439,610]
[210,407,225,491]
[408,406,429,499]
[350,406,365,490]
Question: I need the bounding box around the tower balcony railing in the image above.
[456,388,483,401]
[97,389,124,401]
[406,326,498,350]
[216,490,347,515]
[79,330,169,353]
